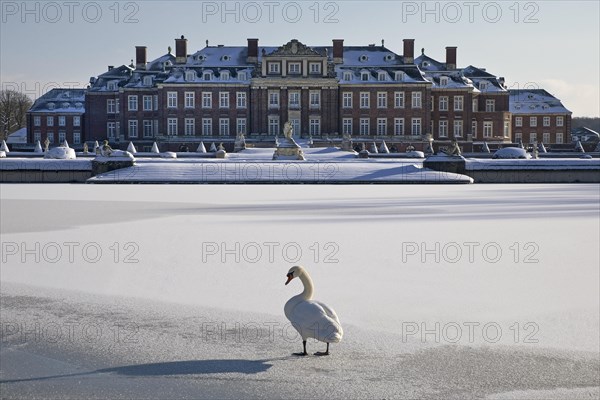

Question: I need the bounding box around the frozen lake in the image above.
[1,184,599,399]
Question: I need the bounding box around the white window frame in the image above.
[530,116,537,127]
[394,92,405,108]
[454,96,463,111]
[342,118,352,135]
[342,92,352,108]
[202,118,212,135]
[34,116,41,126]
[268,62,280,74]
[219,92,229,109]
[288,91,300,109]
[359,118,369,135]
[236,118,247,135]
[453,120,463,137]
[309,90,321,109]
[268,116,279,135]
[309,118,321,136]
[202,93,212,109]
[107,122,116,138]
[543,116,550,127]
[439,120,448,137]
[411,92,422,109]
[471,120,477,138]
[236,92,247,108]
[269,91,280,109]
[167,118,177,136]
[58,131,66,143]
[143,95,152,111]
[107,99,116,114]
[128,95,138,111]
[184,118,195,136]
[377,92,387,109]
[556,132,563,144]
[411,118,422,135]
[143,120,153,138]
[309,62,321,74]
[394,118,404,135]
[515,116,523,127]
[73,116,80,127]
[542,132,550,143]
[359,92,370,109]
[73,131,81,144]
[483,121,493,138]
[219,118,229,136]
[47,116,54,126]
[167,92,177,108]
[377,118,387,135]
[185,92,195,108]
[485,99,495,112]
[439,96,448,111]
[128,120,138,138]
[556,116,564,127]
[288,62,301,74]
[58,116,66,126]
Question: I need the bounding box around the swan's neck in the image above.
[299,272,314,300]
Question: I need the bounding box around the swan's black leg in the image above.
[293,340,308,356]
[314,342,330,356]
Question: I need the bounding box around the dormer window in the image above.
[422,61,430,68]
[48,103,55,110]
[361,71,370,81]
[359,54,368,62]
[309,62,321,74]
[143,76,153,86]
[165,60,172,67]
[203,71,213,81]
[268,62,280,74]
[343,71,352,81]
[479,82,488,90]
[221,55,231,61]
[384,54,395,62]
[220,71,230,80]
[62,102,70,108]
[238,71,247,81]
[440,76,449,86]
[75,102,83,108]
[288,62,301,74]
[394,71,405,81]
[107,81,117,91]
[185,71,196,81]
[377,72,387,81]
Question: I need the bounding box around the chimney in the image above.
[446,46,457,70]
[175,35,188,64]
[247,38,258,64]
[403,39,415,64]
[135,46,147,70]
[332,39,344,64]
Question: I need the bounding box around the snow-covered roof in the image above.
[509,89,571,114]
[414,53,446,71]
[29,88,86,113]
[7,127,27,144]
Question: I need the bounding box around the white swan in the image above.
[284,266,343,356]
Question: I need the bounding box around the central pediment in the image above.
[267,39,323,57]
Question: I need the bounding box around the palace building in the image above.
[27,36,572,151]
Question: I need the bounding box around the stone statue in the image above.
[406,143,416,152]
[444,139,462,156]
[43,137,50,152]
[101,140,113,156]
[283,121,293,140]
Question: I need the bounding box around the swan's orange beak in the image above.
[285,273,293,285]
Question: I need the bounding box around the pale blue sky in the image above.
[1,0,598,116]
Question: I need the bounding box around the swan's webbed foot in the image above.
[293,340,308,356]
[314,343,330,356]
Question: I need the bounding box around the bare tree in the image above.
[0,90,33,141]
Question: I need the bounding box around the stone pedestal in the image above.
[273,138,305,160]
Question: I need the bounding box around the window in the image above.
[291,119,300,136]
[185,70,196,81]
[219,92,229,108]
[202,118,212,135]
[394,118,404,135]
[504,121,510,138]
[343,71,352,81]
[267,91,279,109]
[167,118,177,136]
[220,71,230,81]
[309,62,321,74]
[359,118,369,135]
[361,72,369,81]
[309,118,320,136]
[34,116,41,126]
[185,118,195,136]
[203,71,212,81]
[378,72,387,81]
[515,132,522,142]
[556,116,564,127]
[515,117,522,127]
[394,92,405,108]
[377,118,387,135]
[185,92,195,108]
[530,116,537,127]
[394,71,404,81]
[143,95,152,111]
[439,120,448,137]
[483,121,493,138]
[453,120,463,137]
[237,92,247,108]
[107,82,117,91]
[440,76,449,86]
[202,93,212,108]
[411,92,422,108]
[153,95,158,110]
[167,92,177,108]
[268,62,280,74]
[485,99,495,112]
[72,116,80,127]
[238,71,247,81]
[47,116,54,126]
[129,120,138,138]
[471,120,477,138]
[143,76,153,86]
[288,91,300,108]
[439,96,448,111]
[529,132,537,143]
[310,91,321,109]
[543,116,550,127]
[143,120,153,138]
[34,131,41,142]
[47,132,54,143]
[236,118,247,135]
[58,116,66,126]
[360,92,370,108]
[58,131,66,143]
[342,92,352,108]
[128,95,138,111]
[219,118,229,136]
[268,116,279,135]
[472,99,478,112]
[107,99,117,113]
[543,132,550,143]
[288,62,301,74]
[377,92,387,108]
[342,118,352,135]
[107,122,116,138]
[73,132,81,144]
[454,96,463,111]
[411,118,422,135]
[556,132,563,144]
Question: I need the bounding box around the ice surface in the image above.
[1,184,598,399]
